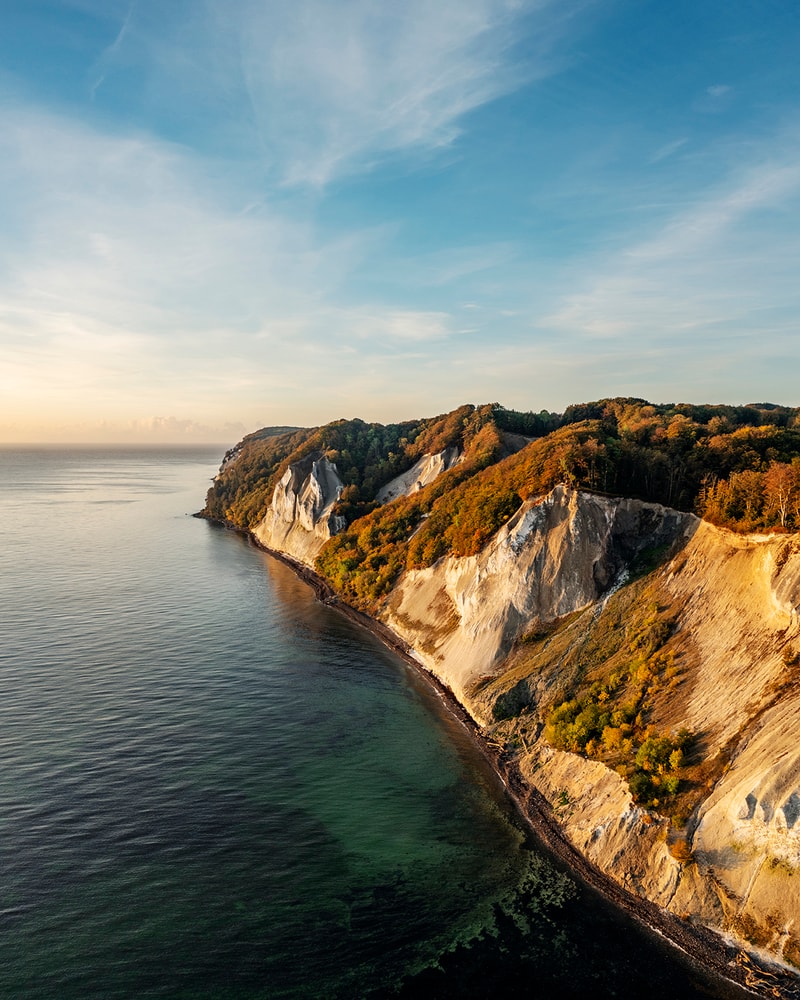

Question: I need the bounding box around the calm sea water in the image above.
[0,447,751,999]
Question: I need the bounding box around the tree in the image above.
[764,461,798,528]
[727,469,765,527]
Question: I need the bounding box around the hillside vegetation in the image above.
[483,575,702,816]
[204,398,800,971]
[205,397,800,608]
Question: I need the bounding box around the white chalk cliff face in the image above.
[692,688,800,961]
[248,464,800,969]
[376,447,462,503]
[678,529,800,963]
[252,456,345,565]
[252,448,460,566]
[381,486,690,703]
[379,490,800,968]
[647,527,800,962]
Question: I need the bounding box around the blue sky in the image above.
[2,0,799,442]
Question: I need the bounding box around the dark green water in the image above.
[0,447,752,998]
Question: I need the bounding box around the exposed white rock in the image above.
[381,486,690,704]
[215,444,243,479]
[375,448,462,503]
[253,456,345,567]
[692,689,800,950]
[379,486,800,962]
[661,526,800,747]
[520,745,708,909]
[247,467,800,968]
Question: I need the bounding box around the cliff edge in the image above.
[203,400,800,986]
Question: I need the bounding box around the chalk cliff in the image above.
[376,447,462,503]
[252,447,463,567]
[380,495,800,972]
[380,486,689,703]
[205,400,800,982]
[258,480,800,971]
[252,455,346,565]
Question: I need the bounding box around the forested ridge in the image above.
[204,397,800,607]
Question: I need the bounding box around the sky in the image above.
[2,0,799,443]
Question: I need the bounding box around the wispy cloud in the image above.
[693,81,734,114]
[628,162,800,261]
[236,0,540,185]
[391,242,517,288]
[91,0,565,186]
[0,106,314,418]
[5,0,797,436]
[649,137,687,164]
[344,308,453,343]
[542,152,800,344]
[89,1,136,98]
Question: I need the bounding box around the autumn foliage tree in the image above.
[204,399,800,609]
[697,459,800,531]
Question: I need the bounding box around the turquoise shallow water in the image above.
[0,447,751,999]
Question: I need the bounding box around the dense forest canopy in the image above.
[204,398,800,608]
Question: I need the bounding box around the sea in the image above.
[0,446,754,999]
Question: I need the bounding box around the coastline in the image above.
[201,515,799,1000]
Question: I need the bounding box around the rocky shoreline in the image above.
[203,515,800,1000]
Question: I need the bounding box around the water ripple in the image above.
[0,449,749,1000]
